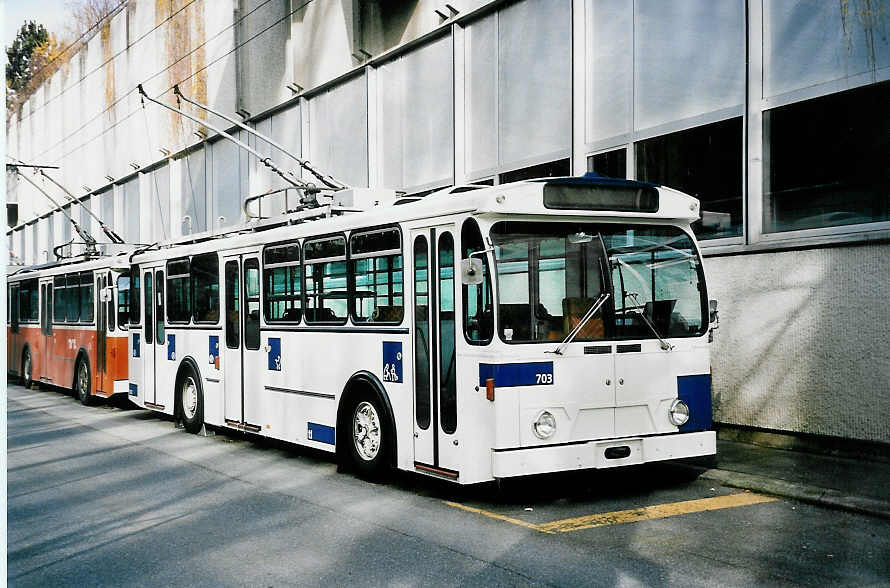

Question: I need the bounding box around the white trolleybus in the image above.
[127,173,717,483]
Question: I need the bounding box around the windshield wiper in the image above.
[548,293,610,355]
[626,292,674,351]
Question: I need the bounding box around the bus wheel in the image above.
[347,392,390,480]
[178,366,204,434]
[75,358,94,406]
[21,349,33,389]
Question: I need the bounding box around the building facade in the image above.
[6,0,890,443]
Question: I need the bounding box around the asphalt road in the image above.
[7,383,890,587]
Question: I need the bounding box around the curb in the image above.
[679,465,890,521]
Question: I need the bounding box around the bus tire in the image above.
[177,363,204,435]
[75,356,94,406]
[345,390,391,480]
[21,348,33,389]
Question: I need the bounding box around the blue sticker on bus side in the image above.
[167,334,175,361]
[268,338,281,371]
[307,422,335,445]
[209,335,219,369]
[129,383,138,397]
[478,362,554,387]
[132,333,140,358]
[382,341,402,383]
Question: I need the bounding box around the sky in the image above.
[4,0,71,47]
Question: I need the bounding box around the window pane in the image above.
[149,164,171,242]
[764,0,890,98]
[413,236,430,430]
[763,81,890,232]
[130,265,140,324]
[123,179,140,244]
[244,260,260,350]
[351,254,403,324]
[500,159,570,184]
[118,274,130,328]
[586,0,632,143]
[211,138,242,230]
[67,275,80,321]
[461,219,493,344]
[167,259,191,323]
[53,277,66,322]
[225,261,240,349]
[179,148,207,234]
[80,272,93,323]
[438,232,457,435]
[144,272,153,344]
[305,260,348,323]
[309,75,368,188]
[466,0,572,174]
[588,149,627,179]
[634,0,744,130]
[192,253,220,323]
[380,35,453,190]
[636,118,743,239]
[156,270,165,343]
[264,244,302,323]
[499,0,572,168]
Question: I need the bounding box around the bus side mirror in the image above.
[460,258,484,285]
[709,299,719,327]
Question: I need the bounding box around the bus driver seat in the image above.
[563,297,604,340]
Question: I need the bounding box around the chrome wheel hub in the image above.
[353,401,381,461]
[77,363,89,397]
[181,377,198,420]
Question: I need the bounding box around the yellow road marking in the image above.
[538,492,778,533]
[445,492,778,534]
[444,501,555,534]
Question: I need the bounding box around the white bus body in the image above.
[127,175,716,483]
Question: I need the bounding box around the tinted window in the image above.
[244,259,260,350]
[192,253,220,323]
[461,219,493,344]
[167,259,191,323]
[350,228,403,324]
[264,244,302,322]
[130,266,140,324]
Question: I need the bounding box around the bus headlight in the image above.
[669,399,690,427]
[533,411,557,439]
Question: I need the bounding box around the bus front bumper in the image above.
[491,431,716,479]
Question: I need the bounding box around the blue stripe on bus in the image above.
[307,422,335,445]
[677,374,712,432]
[478,362,554,387]
[129,383,138,397]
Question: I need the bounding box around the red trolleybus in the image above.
[7,255,132,404]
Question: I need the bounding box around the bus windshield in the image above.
[491,222,707,343]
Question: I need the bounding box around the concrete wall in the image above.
[707,243,890,443]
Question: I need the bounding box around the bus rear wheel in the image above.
[21,349,33,389]
[346,391,391,480]
[178,365,204,435]
[75,358,94,406]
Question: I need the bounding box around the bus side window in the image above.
[461,218,493,344]
[80,272,94,323]
[156,270,165,343]
[53,276,66,323]
[350,227,403,324]
[117,273,130,328]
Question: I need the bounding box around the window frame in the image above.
[191,252,221,324]
[166,258,192,324]
[303,233,349,325]
[262,240,303,324]
[349,226,404,325]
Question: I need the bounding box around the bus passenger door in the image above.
[142,269,157,407]
[96,275,107,394]
[222,257,243,425]
[411,226,460,475]
[241,257,264,429]
[40,282,53,382]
